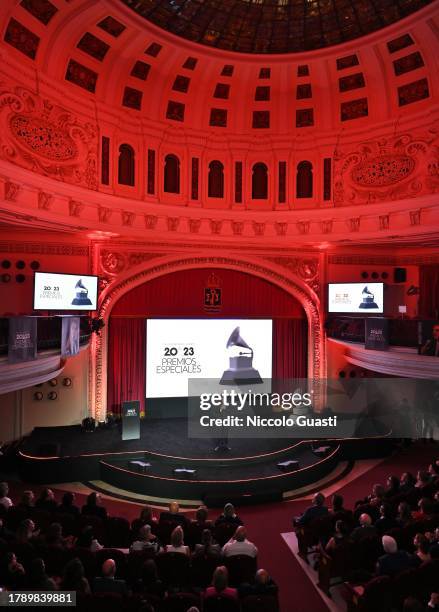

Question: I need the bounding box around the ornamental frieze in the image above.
[333,131,439,205]
[265,256,320,296]
[0,84,98,191]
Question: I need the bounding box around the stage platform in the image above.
[18,419,395,505]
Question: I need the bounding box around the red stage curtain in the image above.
[107,269,308,415]
[272,318,308,379]
[107,318,145,415]
[419,265,439,319]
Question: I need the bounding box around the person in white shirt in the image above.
[222,526,258,558]
[130,524,160,553]
[0,482,12,509]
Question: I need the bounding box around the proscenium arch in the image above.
[90,255,323,421]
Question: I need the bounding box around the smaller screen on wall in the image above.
[33,272,98,311]
[328,283,384,314]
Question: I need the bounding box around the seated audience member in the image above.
[325,520,351,555]
[351,514,377,543]
[131,505,157,536]
[412,497,434,521]
[58,492,80,518]
[192,505,210,527]
[384,475,400,498]
[159,501,187,527]
[16,518,39,545]
[204,566,238,601]
[397,502,413,528]
[295,492,329,526]
[3,552,26,589]
[427,593,439,611]
[413,533,432,564]
[354,484,384,524]
[222,526,258,558]
[17,490,35,515]
[27,558,56,590]
[35,488,57,513]
[193,528,221,558]
[239,568,278,598]
[400,472,416,495]
[429,528,439,559]
[133,559,165,598]
[215,503,243,528]
[45,522,68,549]
[375,503,398,534]
[0,482,12,509]
[130,524,160,553]
[403,597,426,612]
[415,471,434,498]
[433,491,439,515]
[93,558,128,596]
[428,462,439,484]
[165,525,190,555]
[76,525,103,552]
[60,558,90,594]
[330,494,352,525]
[81,492,107,520]
[376,535,416,577]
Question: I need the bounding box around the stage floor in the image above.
[22,418,295,459]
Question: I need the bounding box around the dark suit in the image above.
[296,505,329,526]
[376,551,416,576]
[93,576,128,596]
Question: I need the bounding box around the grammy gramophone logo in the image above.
[204,272,222,312]
[220,326,263,385]
[71,278,92,306]
[359,286,379,309]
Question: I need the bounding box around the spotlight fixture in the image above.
[361,271,368,279]
[48,391,58,401]
[33,392,43,401]
[49,378,58,387]
[371,271,379,279]
[30,261,40,270]
[62,378,72,387]
[16,260,25,269]
[381,272,388,279]
[15,274,25,283]
[1,274,11,283]
[1,260,11,269]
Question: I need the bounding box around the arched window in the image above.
[296,161,313,198]
[164,154,180,193]
[208,160,224,198]
[252,162,268,199]
[118,144,135,186]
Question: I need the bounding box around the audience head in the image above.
[46,522,62,542]
[372,484,385,500]
[223,503,235,518]
[398,502,412,521]
[201,528,213,546]
[234,526,247,542]
[170,525,184,547]
[169,501,180,514]
[21,490,35,507]
[255,569,270,586]
[332,494,344,511]
[196,505,208,523]
[39,488,54,502]
[414,533,430,554]
[359,513,372,527]
[212,566,229,593]
[17,518,35,542]
[386,475,400,490]
[401,472,415,488]
[418,497,433,515]
[138,525,152,541]
[313,492,325,507]
[29,558,47,584]
[62,558,85,587]
[0,482,9,498]
[382,535,398,554]
[428,462,439,477]
[416,470,430,485]
[86,492,100,507]
[102,558,116,578]
[403,597,425,612]
[335,520,348,537]
[62,492,75,506]
[141,559,158,584]
[380,503,393,518]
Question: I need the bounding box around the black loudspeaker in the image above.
[37,443,61,457]
[394,267,407,283]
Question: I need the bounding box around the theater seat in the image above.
[155,552,190,587]
[163,592,201,612]
[225,554,258,585]
[204,595,241,612]
[241,594,280,612]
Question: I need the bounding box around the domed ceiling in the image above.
[122,0,434,54]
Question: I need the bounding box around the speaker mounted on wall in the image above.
[394,267,407,283]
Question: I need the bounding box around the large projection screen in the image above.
[33,272,98,311]
[328,283,384,314]
[146,319,273,398]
